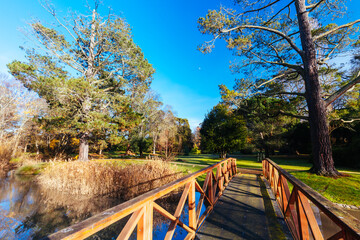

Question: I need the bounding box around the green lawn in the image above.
[290,171,360,206]
[172,154,360,206]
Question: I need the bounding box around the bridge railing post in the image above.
[188,180,196,230]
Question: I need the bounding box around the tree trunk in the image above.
[35,141,39,155]
[78,133,89,161]
[152,135,158,154]
[264,146,270,158]
[295,0,339,176]
[126,143,131,155]
[138,140,144,158]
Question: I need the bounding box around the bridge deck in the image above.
[196,174,292,240]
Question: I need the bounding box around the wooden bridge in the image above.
[46,158,360,240]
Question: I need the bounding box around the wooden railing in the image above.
[263,159,360,240]
[47,158,237,240]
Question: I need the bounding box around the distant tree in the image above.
[0,75,47,157]
[235,96,296,157]
[200,104,247,158]
[149,109,166,155]
[157,108,179,160]
[8,2,154,160]
[174,118,193,155]
[198,0,360,176]
[129,91,163,157]
[192,126,201,149]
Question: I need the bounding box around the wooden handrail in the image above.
[46,158,237,240]
[262,158,360,240]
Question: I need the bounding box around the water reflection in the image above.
[0,174,206,240]
[0,174,124,239]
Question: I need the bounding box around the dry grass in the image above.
[37,160,182,200]
[0,142,13,177]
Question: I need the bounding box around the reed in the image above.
[0,142,13,177]
[37,160,182,199]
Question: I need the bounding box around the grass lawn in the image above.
[290,171,360,206]
[172,154,360,206]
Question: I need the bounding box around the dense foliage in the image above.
[200,104,247,158]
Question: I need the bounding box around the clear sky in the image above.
[1,0,359,130]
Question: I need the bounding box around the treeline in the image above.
[0,4,192,165]
[200,101,360,169]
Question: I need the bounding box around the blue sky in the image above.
[1,0,359,130]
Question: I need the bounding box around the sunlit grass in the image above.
[290,171,360,206]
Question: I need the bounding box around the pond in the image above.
[1,172,359,239]
[0,173,205,240]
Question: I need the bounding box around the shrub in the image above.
[37,160,182,200]
[190,145,201,155]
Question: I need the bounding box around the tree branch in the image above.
[264,0,295,26]
[249,51,304,73]
[221,24,304,56]
[325,75,360,106]
[279,110,309,120]
[266,91,305,97]
[314,20,360,40]
[306,0,325,12]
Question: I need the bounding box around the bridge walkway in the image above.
[196,173,292,240]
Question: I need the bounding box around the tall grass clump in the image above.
[0,142,13,177]
[37,160,182,200]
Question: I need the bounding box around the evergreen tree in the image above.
[200,104,247,158]
[8,3,154,160]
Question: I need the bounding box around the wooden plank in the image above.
[188,181,196,230]
[327,230,344,240]
[153,203,194,234]
[197,205,213,229]
[195,180,212,206]
[281,175,291,211]
[298,191,324,240]
[196,194,205,224]
[296,191,310,240]
[137,207,145,240]
[202,172,211,193]
[212,171,217,201]
[116,207,144,240]
[216,166,222,192]
[145,202,153,240]
[153,202,176,222]
[285,188,300,239]
[184,232,195,240]
[208,173,214,204]
[164,182,191,240]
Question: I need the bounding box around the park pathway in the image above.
[196,173,292,240]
